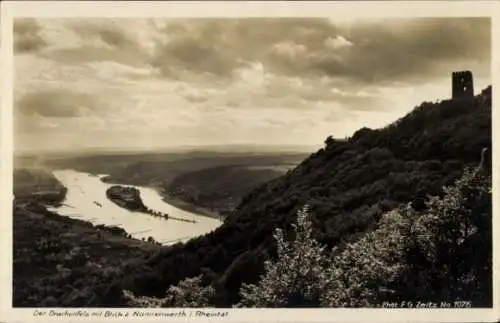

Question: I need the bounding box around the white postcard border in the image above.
[1,1,499,322]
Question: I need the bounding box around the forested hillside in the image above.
[165,165,291,216]
[96,86,492,307]
[14,168,68,206]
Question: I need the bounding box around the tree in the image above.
[324,136,335,148]
[321,209,408,307]
[400,163,492,304]
[238,205,330,307]
[237,160,492,307]
[122,275,215,307]
[237,205,409,307]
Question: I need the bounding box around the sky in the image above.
[13,17,491,153]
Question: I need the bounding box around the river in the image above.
[47,169,222,245]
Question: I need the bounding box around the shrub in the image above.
[237,162,491,307]
[238,206,409,307]
[122,275,215,307]
[400,164,492,304]
[238,205,330,307]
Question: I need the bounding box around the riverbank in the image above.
[106,185,198,224]
[158,189,225,222]
[13,201,159,307]
[100,176,223,221]
[52,169,222,244]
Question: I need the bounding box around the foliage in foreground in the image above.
[123,161,491,308]
[238,206,408,307]
[238,163,491,307]
[399,165,492,304]
[121,90,490,305]
[123,275,215,307]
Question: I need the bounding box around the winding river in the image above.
[47,169,222,245]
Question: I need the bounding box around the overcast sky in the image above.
[14,17,491,153]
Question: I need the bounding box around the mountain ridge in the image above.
[96,85,492,306]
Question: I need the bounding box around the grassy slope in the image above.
[114,87,491,307]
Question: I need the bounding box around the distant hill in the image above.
[15,144,318,159]
[14,168,67,206]
[101,86,493,307]
[164,165,295,216]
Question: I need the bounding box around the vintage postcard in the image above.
[1,1,499,322]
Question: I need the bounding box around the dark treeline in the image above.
[95,86,491,307]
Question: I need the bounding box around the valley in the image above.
[12,88,493,308]
[8,14,494,313]
[12,150,308,306]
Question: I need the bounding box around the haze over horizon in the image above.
[14,17,491,153]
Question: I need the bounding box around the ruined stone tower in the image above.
[452,71,474,99]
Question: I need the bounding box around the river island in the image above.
[106,185,148,212]
[105,184,195,223]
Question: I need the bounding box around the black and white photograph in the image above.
[1,1,498,321]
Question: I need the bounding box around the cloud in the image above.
[324,35,353,50]
[29,17,490,86]
[14,18,47,53]
[322,18,491,84]
[152,36,242,78]
[149,17,490,86]
[216,64,389,113]
[45,45,147,67]
[149,18,335,79]
[15,89,102,118]
[24,19,157,69]
[13,18,492,152]
[273,41,307,57]
[83,23,136,50]
[68,19,148,54]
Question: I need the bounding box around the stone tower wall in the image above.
[452,71,474,99]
